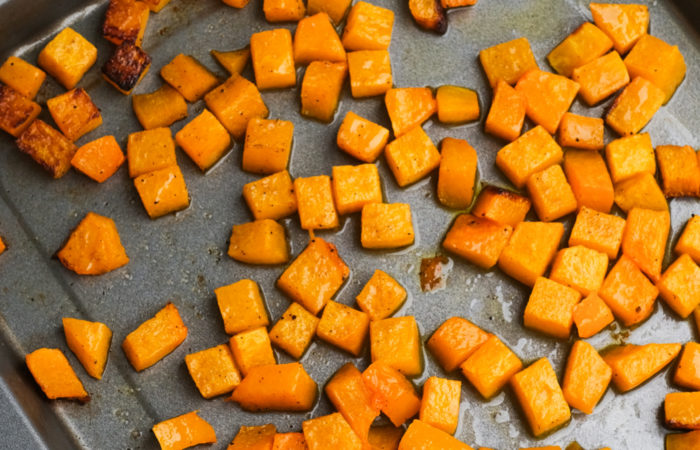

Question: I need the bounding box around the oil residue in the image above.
[419,255,452,292]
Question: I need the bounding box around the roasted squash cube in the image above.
[250,28,296,90]
[558,113,604,150]
[127,127,176,177]
[221,0,249,8]
[674,342,700,391]
[368,426,403,449]
[356,270,406,321]
[325,363,380,443]
[142,0,171,12]
[294,13,346,64]
[229,424,276,449]
[666,431,700,450]
[300,60,347,122]
[569,207,625,260]
[419,377,461,435]
[307,0,351,24]
[441,0,477,7]
[399,420,470,449]
[242,118,293,175]
[152,411,216,450]
[408,0,447,35]
[427,317,489,373]
[47,88,102,142]
[332,164,382,215]
[347,50,393,98]
[460,335,522,399]
[496,125,563,189]
[215,279,269,335]
[550,245,608,296]
[26,348,88,401]
[161,54,218,102]
[605,132,655,183]
[317,301,370,356]
[228,219,289,265]
[362,361,421,426]
[442,214,512,269]
[471,186,531,227]
[342,2,394,51]
[622,207,670,282]
[132,84,187,129]
[657,254,700,319]
[515,69,580,134]
[175,109,230,171]
[526,164,577,222]
[676,216,700,263]
[590,2,648,53]
[71,135,124,183]
[269,302,319,359]
[0,56,45,99]
[15,119,76,178]
[435,85,479,124]
[230,362,317,411]
[599,254,658,327]
[62,318,112,380]
[603,343,680,392]
[370,316,421,377]
[665,392,700,430]
[242,170,297,220]
[361,203,414,249]
[337,111,390,162]
[613,172,667,213]
[479,37,538,87]
[484,80,525,141]
[571,50,630,106]
[102,0,150,46]
[133,165,190,218]
[294,175,339,230]
[524,277,581,339]
[263,0,305,22]
[229,326,276,376]
[385,126,440,187]
[101,41,151,95]
[606,76,664,136]
[563,149,614,213]
[303,413,363,450]
[624,34,685,104]
[122,302,187,371]
[657,145,700,197]
[547,22,613,77]
[498,221,564,287]
[0,84,41,137]
[185,344,240,398]
[573,292,614,338]
[278,238,349,315]
[385,87,436,137]
[38,28,97,89]
[211,47,250,76]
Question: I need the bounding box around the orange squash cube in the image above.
[228,219,289,265]
[408,0,447,35]
[47,88,102,142]
[230,363,317,412]
[1,83,42,137]
[484,80,526,141]
[622,207,670,282]
[573,292,615,338]
[242,118,294,174]
[132,84,187,130]
[229,326,276,376]
[211,47,250,76]
[185,344,241,399]
[272,432,306,450]
[657,145,700,197]
[301,60,347,122]
[495,125,563,189]
[547,22,613,77]
[524,277,581,339]
[332,164,382,215]
[427,317,489,372]
[368,425,403,450]
[142,0,171,12]
[515,69,580,134]
[370,316,421,377]
[0,237,6,255]
[57,212,129,275]
[399,420,472,450]
[550,245,609,296]
[441,0,477,6]
[0,56,45,99]
[250,29,296,90]
[294,13,346,64]
[342,1,394,51]
[71,135,125,183]
[361,203,414,249]
[667,431,700,450]
[606,76,664,136]
[347,50,393,98]
[511,358,571,437]
[303,413,363,450]
[563,149,614,213]
[599,254,658,327]
[571,51,630,106]
[603,343,681,392]
[127,127,176,178]
[269,302,319,359]
[419,376,461,434]
[666,392,700,430]
[436,137,477,209]
[385,126,441,187]
[122,302,187,371]
[307,0,351,24]
[229,424,276,449]
[215,279,269,335]
[562,341,612,414]
[460,335,522,399]
[356,270,407,321]
[205,75,268,139]
[294,175,339,230]
[242,170,297,220]
[362,361,421,427]
[442,214,512,269]
[336,111,390,162]
[38,28,97,89]
[674,342,700,391]
[160,54,218,102]
[102,43,149,95]
[263,0,305,22]
[435,85,479,124]
[277,238,349,315]
[557,113,604,150]
[62,318,112,380]
[317,301,370,356]
[590,3,648,54]
[605,132,655,183]
[175,109,231,171]
[222,0,249,7]
[676,216,700,263]
[614,173,667,213]
[471,186,531,227]
[526,164,577,222]
[498,221,564,287]
[325,363,380,442]
[657,254,700,318]
[134,165,190,218]
[385,87,436,137]
[102,0,150,46]
[15,119,76,178]
[624,34,686,104]
[479,37,538,87]
[26,348,88,401]
[153,411,216,450]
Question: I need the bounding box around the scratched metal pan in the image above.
[0,0,698,448]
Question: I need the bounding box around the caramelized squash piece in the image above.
[228,424,276,450]
[408,0,447,34]
[676,216,700,264]
[102,0,150,46]
[674,342,700,391]
[269,302,319,359]
[442,214,512,269]
[471,186,531,228]
[229,327,276,376]
[15,119,76,178]
[47,88,102,142]
[0,56,45,99]
[361,203,414,249]
[427,317,489,372]
[132,84,187,130]
[666,392,700,430]
[0,84,41,137]
[568,206,625,259]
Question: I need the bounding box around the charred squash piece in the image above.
[409,0,447,35]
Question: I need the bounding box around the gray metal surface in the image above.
[0,0,698,448]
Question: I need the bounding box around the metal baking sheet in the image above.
[0,0,698,448]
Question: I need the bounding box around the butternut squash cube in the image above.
[205,75,268,139]
[356,270,407,321]
[294,13,346,64]
[603,343,681,392]
[301,60,347,122]
[307,0,351,24]
[442,214,512,269]
[437,137,477,209]
[606,76,664,136]
[294,175,339,230]
[185,344,240,399]
[550,246,609,296]
[368,426,403,449]
[557,113,604,150]
[441,0,477,7]
[427,317,489,372]
[562,341,612,415]
[277,238,349,315]
[624,34,686,104]
[460,335,522,399]
[250,29,296,90]
[547,22,613,77]
[175,109,231,171]
[435,85,479,124]
[215,279,269,335]
[62,317,112,379]
[479,37,538,87]
[342,2,394,51]
[242,170,297,220]
[676,216,700,263]
[622,207,670,282]
[484,80,525,141]
[526,164,577,222]
[571,50,629,106]
[657,145,700,197]
[317,301,370,356]
[332,164,382,215]
[385,88,436,137]
[152,411,216,450]
[222,0,249,8]
[303,413,363,450]
[38,28,97,89]
[229,326,276,376]
[599,254,658,327]
[657,254,700,318]
[133,165,190,218]
[590,3,648,54]
[122,302,187,371]
[142,0,171,12]
[495,125,563,189]
[605,132,655,183]
[0,56,45,99]
[57,212,129,275]
[362,361,421,427]
[370,316,421,377]
[666,392,700,430]
[573,293,614,338]
[511,358,571,437]
[347,50,393,98]
[132,84,187,130]
[230,362,317,411]
[385,126,440,187]
[102,0,150,46]
[515,69,580,134]
[613,172,667,213]
[409,0,447,34]
[229,424,276,449]
[399,420,471,450]
[100,43,147,96]
[269,302,319,359]
[127,127,176,178]
[15,119,76,178]
[211,47,250,76]
[667,431,700,450]
[471,186,531,227]
[674,342,700,391]
[0,84,41,137]
[419,377,461,434]
[337,111,390,162]
[361,203,414,249]
[26,348,88,401]
[263,0,305,22]
[524,277,581,339]
[569,207,626,260]
[272,433,306,450]
[71,135,125,183]
[47,88,102,142]
[228,219,289,265]
[498,221,564,287]
[161,54,218,102]
[325,362,380,442]
[563,149,614,213]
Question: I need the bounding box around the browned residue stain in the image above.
[420,255,450,292]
